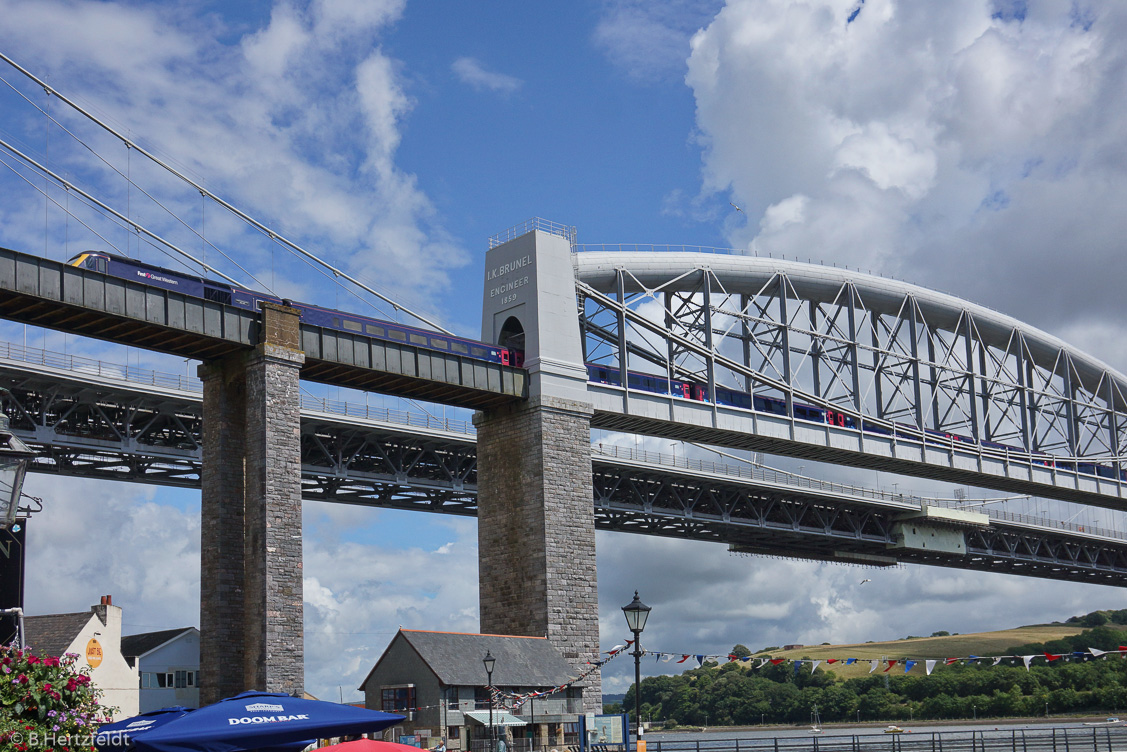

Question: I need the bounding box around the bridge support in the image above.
[475,395,599,710]
[198,302,305,703]
[479,227,601,712]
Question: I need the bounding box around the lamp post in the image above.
[484,651,496,752]
[0,410,36,648]
[973,704,977,721]
[622,591,651,746]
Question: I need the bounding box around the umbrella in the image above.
[321,741,430,752]
[130,691,405,752]
[96,707,193,751]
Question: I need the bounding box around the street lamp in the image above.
[483,651,496,752]
[0,413,34,530]
[622,591,651,744]
[973,704,977,721]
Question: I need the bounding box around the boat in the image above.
[810,704,823,734]
[884,725,905,734]
[1084,718,1121,726]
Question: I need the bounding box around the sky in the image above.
[1,0,1127,703]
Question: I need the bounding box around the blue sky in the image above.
[2,0,1127,703]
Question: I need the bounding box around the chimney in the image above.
[100,595,112,606]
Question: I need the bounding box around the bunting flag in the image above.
[925,660,937,675]
[904,660,916,673]
[1044,652,1062,661]
[883,660,898,673]
[811,660,822,674]
[845,658,857,665]
[661,654,673,663]
[945,658,959,666]
[770,658,785,665]
[992,657,1003,666]
[757,658,769,668]
[794,661,801,676]
[1090,648,1107,657]
[869,659,879,674]
[677,655,691,663]
[1023,655,1035,670]
[696,655,704,667]
[827,659,839,664]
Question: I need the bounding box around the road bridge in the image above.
[4,340,1125,589]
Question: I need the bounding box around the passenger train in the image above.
[67,251,519,366]
[586,363,1125,481]
[66,251,1122,482]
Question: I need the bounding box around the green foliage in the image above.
[932,631,951,637]
[0,645,113,750]
[621,634,1127,727]
[731,645,752,659]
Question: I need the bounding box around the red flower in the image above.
[25,655,38,665]
[15,673,27,684]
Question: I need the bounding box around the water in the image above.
[643,719,1107,744]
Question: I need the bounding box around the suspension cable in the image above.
[0,51,454,335]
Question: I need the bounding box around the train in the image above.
[586,363,1125,481]
[64,251,1123,483]
[66,251,519,366]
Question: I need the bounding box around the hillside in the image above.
[755,623,1109,679]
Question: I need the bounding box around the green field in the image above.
[755,623,1101,679]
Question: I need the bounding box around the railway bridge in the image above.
[1,220,1126,708]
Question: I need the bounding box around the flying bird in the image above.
[860,578,871,585]
[730,202,744,213]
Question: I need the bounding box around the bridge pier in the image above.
[198,302,305,703]
[479,226,602,712]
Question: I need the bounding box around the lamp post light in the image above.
[0,413,34,530]
[622,591,651,747]
[483,651,496,752]
[973,704,977,721]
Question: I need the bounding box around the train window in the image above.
[366,325,385,336]
[470,346,487,358]
[451,342,469,354]
[332,318,341,327]
[342,320,362,332]
[204,287,232,305]
[430,338,449,350]
[388,329,407,341]
[409,333,428,345]
[96,258,107,273]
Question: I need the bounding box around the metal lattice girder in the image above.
[574,252,1127,504]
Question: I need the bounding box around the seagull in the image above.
[860,578,871,585]
[730,202,744,213]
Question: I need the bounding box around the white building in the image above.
[122,627,200,712]
[24,595,139,720]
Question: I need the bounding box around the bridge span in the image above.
[4,341,1127,589]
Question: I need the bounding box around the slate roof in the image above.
[121,628,195,660]
[24,612,94,658]
[362,630,583,690]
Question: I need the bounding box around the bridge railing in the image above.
[640,726,1127,752]
[0,340,1120,539]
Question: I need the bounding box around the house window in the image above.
[165,673,174,688]
[474,686,492,709]
[381,685,415,714]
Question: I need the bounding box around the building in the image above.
[24,595,139,719]
[122,627,200,712]
[361,630,585,752]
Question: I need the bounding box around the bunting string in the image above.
[484,641,1127,712]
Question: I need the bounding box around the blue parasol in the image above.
[96,706,193,751]
[129,691,404,752]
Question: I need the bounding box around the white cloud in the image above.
[594,0,725,82]
[451,57,523,94]
[686,0,1127,363]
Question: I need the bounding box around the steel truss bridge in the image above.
[573,248,1127,509]
[5,342,1127,586]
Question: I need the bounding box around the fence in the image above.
[640,726,1127,752]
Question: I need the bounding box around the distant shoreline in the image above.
[648,715,1122,734]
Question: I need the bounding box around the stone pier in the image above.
[478,228,602,712]
[199,302,305,703]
